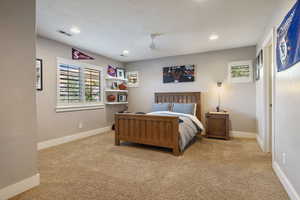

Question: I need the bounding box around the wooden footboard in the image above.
[115,113,180,156]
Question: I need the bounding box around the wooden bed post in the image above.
[115,115,120,146]
[172,118,180,156]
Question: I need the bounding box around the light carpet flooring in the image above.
[11,131,288,200]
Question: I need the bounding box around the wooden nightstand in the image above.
[206,112,230,140]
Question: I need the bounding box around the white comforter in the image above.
[147,111,204,151]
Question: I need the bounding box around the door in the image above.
[263,39,274,153]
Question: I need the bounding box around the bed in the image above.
[114,92,203,156]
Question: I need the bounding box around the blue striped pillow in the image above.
[151,103,170,112]
[172,103,196,115]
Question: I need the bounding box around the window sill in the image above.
[56,103,105,113]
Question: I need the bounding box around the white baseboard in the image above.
[38,126,111,150]
[273,162,300,200]
[0,173,40,200]
[230,131,257,139]
[256,135,264,151]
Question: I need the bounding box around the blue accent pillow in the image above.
[173,103,196,115]
[151,103,170,112]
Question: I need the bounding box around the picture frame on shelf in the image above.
[117,68,125,79]
[36,59,43,91]
[107,65,117,77]
[118,94,127,102]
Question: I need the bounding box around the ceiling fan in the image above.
[149,33,163,50]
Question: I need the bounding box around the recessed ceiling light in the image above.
[122,50,129,56]
[209,34,219,41]
[70,26,81,34]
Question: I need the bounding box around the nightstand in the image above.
[205,112,230,140]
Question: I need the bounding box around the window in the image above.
[85,68,101,102]
[56,58,103,112]
[58,64,81,104]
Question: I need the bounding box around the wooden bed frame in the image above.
[115,92,202,156]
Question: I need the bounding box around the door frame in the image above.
[261,28,276,162]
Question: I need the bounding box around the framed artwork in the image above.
[255,49,263,81]
[228,60,253,83]
[163,65,195,84]
[117,68,125,79]
[257,49,263,67]
[255,63,260,81]
[36,59,43,91]
[260,50,263,66]
[127,71,139,87]
[107,65,117,77]
[118,94,127,102]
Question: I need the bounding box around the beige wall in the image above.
[126,46,257,133]
[36,37,125,142]
[0,0,38,189]
[257,0,300,197]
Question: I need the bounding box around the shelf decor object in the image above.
[118,83,127,90]
[107,94,116,102]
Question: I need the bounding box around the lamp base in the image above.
[216,106,220,112]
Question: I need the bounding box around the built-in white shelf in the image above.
[105,77,128,81]
[105,89,128,93]
[105,102,128,105]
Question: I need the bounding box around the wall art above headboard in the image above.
[163,65,195,84]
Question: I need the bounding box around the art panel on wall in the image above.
[163,65,195,84]
[228,60,253,83]
[276,0,300,72]
[36,59,43,91]
[127,71,139,87]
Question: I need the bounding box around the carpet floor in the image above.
[11,131,288,200]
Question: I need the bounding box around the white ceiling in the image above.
[37,0,277,62]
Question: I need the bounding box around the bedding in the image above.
[148,111,204,151]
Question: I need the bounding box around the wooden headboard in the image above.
[155,92,202,121]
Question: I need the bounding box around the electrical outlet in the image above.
[79,122,83,129]
[282,153,286,165]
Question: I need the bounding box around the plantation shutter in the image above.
[58,64,82,103]
[84,68,101,102]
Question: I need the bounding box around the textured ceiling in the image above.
[37,0,277,62]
